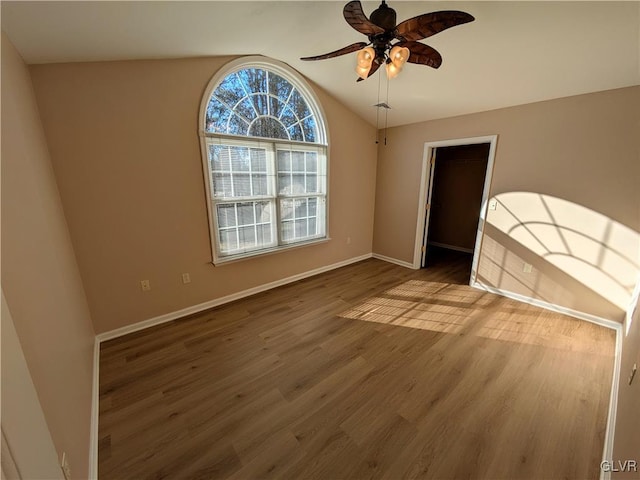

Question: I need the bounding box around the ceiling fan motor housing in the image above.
[369,1,397,31]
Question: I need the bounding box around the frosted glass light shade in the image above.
[355,47,375,79]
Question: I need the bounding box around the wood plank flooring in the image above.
[99,252,615,479]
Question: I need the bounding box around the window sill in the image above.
[211,237,331,266]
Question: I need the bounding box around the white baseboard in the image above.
[470,280,621,331]
[97,253,373,343]
[600,328,622,480]
[372,253,417,270]
[429,242,474,254]
[88,337,100,479]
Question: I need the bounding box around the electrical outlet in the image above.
[61,452,71,480]
[488,199,497,211]
[523,263,533,273]
[182,273,191,284]
[140,279,151,291]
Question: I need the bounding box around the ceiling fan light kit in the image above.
[385,45,410,79]
[301,0,474,81]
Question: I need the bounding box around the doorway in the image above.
[413,135,497,284]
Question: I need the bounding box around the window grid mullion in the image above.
[233,203,240,250]
[274,150,283,247]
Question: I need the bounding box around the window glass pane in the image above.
[295,219,308,238]
[302,116,317,142]
[256,201,272,223]
[268,72,293,102]
[228,114,248,136]
[294,197,309,217]
[305,175,318,193]
[238,69,267,95]
[214,74,246,107]
[278,174,292,195]
[256,223,271,244]
[306,153,317,172]
[291,151,305,171]
[269,97,284,119]
[237,202,254,225]
[280,106,297,128]
[291,175,306,194]
[217,204,236,228]
[277,151,291,171]
[251,149,267,171]
[252,174,268,195]
[251,94,269,116]
[289,89,311,123]
[213,173,233,197]
[219,228,238,252]
[308,197,318,213]
[233,174,252,197]
[230,150,250,171]
[281,220,294,242]
[287,124,303,142]
[238,226,256,248]
[236,98,257,121]
[280,198,294,220]
[209,145,231,171]
[205,99,232,133]
[249,117,288,140]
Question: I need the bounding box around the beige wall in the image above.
[29,56,377,333]
[1,33,95,478]
[374,86,640,322]
[1,292,64,480]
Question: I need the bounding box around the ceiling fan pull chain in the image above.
[375,70,382,144]
[384,72,390,145]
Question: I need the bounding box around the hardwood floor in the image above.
[99,255,615,479]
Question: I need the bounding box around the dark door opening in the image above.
[422,143,490,280]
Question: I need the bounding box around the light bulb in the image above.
[385,62,402,79]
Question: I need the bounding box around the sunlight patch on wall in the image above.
[486,192,640,312]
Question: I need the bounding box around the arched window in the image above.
[199,57,328,264]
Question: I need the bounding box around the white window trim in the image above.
[198,56,330,265]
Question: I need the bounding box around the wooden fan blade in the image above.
[396,41,442,69]
[344,0,384,36]
[356,59,381,82]
[300,42,368,61]
[396,11,474,42]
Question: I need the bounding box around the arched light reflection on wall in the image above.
[486,192,640,314]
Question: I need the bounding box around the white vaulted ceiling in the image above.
[2,1,639,127]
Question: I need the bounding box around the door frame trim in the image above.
[412,135,498,285]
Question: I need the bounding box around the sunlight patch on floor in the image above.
[338,280,608,353]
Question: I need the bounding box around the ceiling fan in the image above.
[301,0,474,81]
